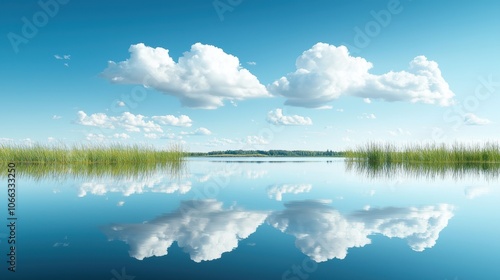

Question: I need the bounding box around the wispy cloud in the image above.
[358,113,376,119]
[463,113,491,125]
[54,54,71,60]
[181,127,212,136]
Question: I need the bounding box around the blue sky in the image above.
[1,0,500,152]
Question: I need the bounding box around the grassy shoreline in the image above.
[0,144,187,179]
[345,142,500,164]
[0,143,185,164]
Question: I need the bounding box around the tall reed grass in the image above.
[345,142,500,164]
[0,143,186,180]
[0,143,185,164]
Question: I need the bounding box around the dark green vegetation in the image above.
[189,149,344,157]
[0,144,186,179]
[345,142,500,180]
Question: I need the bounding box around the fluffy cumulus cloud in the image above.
[77,111,115,129]
[463,113,491,125]
[103,200,268,262]
[76,111,194,133]
[267,200,454,262]
[152,115,192,127]
[181,127,212,136]
[101,43,270,109]
[266,184,312,201]
[194,127,212,135]
[266,108,313,126]
[269,43,454,108]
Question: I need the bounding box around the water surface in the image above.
[1,157,498,279]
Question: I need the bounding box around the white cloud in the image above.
[194,127,212,135]
[54,54,71,60]
[316,105,333,110]
[103,200,268,262]
[245,135,269,145]
[463,113,491,126]
[267,184,312,201]
[205,137,237,147]
[117,101,126,107]
[52,115,62,120]
[266,108,313,126]
[144,133,160,139]
[75,111,195,133]
[102,43,270,109]
[342,136,351,142]
[76,111,115,129]
[363,98,372,104]
[86,133,107,142]
[464,186,491,199]
[269,43,454,108]
[247,61,257,65]
[117,201,125,207]
[152,115,192,127]
[117,112,163,133]
[358,113,376,119]
[267,200,454,262]
[388,128,411,137]
[113,133,130,139]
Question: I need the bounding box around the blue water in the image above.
[1,158,499,279]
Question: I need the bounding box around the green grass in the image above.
[345,142,500,164]
[0,143,186,180]
[344,142,500,180]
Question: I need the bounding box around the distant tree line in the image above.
[188,149,345,157]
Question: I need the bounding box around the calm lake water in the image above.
[1,157,499,279]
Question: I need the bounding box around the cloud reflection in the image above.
[266,184,312,201]
[267,200,454,262]
[103,199,454,263]
[464,186,491,199]
[78,175,191,197]
[103,200,268,262]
